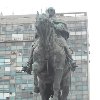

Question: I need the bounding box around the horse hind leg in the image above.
[61,86,69,100]
[60,73,70,100]
[41,94,49,100]
[53,68,63,100]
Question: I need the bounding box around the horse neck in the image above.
[39,27,54,59]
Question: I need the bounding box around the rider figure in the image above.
[46,7,77,69]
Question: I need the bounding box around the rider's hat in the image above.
[46,7,55,17]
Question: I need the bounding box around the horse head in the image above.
[35,13,55,60]
[35,13,54,43]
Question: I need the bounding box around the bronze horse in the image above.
[32,14,71,100]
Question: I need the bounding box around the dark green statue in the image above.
[22,7,78,100]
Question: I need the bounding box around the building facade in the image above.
[0,12,89,100]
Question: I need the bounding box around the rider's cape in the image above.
[51,18,69,40]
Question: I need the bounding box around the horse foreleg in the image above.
[32,62,40,93]
[39,80,49,100]
[53,69,63,100]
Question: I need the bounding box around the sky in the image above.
[0,0,100,100]
[0,0,89,15]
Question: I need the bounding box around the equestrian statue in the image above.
[22,7,78,100]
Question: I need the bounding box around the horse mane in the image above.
[35,14,54,51]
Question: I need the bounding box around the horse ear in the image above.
[36,11,39,21]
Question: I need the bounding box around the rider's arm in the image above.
[27,46,34,67]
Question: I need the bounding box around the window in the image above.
[72,56,81,60]
[4,85,9,89]
[0,93,3,99]
[17,62,22,67]
[11,46,16,50]
[75,32,82,35]
[2,26,6,31]
[82,31,87,35]
[0,58,4,62]
[17,46,23,49]
[4,93,9,99]
[23,24,30,30]
[5,59,10,64]
[5,67,10,71]
[28,84,33,87]
[23,58,28,62]
[6,25,13,31]
[70,32,75,35]
[82,56,87,60]
[18,24,24,31]
[0,62,4,65]
[17,57,22,62]
[13,25,18,31]
[16,67,22,71]
[0,85,3,88]
[31,24,35,30]
[75,51,82,56]
[12,34,23,40]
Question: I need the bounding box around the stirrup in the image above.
[34,87,40,93]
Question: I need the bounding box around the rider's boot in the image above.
[34,86,40,93]
[64,47,78,71]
